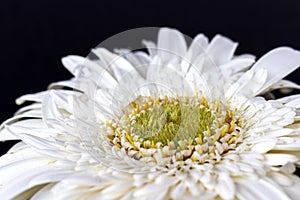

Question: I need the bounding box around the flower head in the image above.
[1,27,300,199]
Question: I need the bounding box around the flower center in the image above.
[106,94,245,165]
[133,102,213,146]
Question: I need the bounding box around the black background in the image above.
[0,0,300,169]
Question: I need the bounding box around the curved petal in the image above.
[251,47,300,95]
[157,27,187,64]
[0,146,71,199]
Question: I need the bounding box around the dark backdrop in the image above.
[0,0,300,164]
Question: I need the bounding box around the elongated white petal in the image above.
[0,127,18,141]
[206,34,238,65]
[216,173,235,199]
[182,33,209,73]
[31,184,56,200]
[251,137,277,153]
[237,178,291,200]
[16,91,48,105]
[13,185,46,200]
[225,70,254,99]
[251,47,300,94]
[265,153,299,166]
[219,57,255,74]
[48,79,79,90]
[117,49,150,78]
[282,175,300,199]
[92,48,139,82]
[188,33,208,56]
[61,55,85,76]
[0,147,70,199]
[15,103,42,116]
[264,79,300,93]
[157,28,187,64]
[274,137,300,150]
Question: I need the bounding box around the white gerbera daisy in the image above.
[1,27,300,200]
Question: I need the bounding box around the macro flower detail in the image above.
[1,27,300,199]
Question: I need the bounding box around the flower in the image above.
[1,27,300,200]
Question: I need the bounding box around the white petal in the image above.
[265,153,299,166]
[16,91,48,105]
[237,178,291,200]
[133,183,166,198]
[271,172,294,187]
[285,98,300,109]
[170,182,186,199]
[184,33,208,70]
[225,70,254,99]
[251,47,300,95]
[251,137,277,153]
[15,103,42,116]
[266,128,294,137]
[31,184,56,200]
[157,28,187,63]
[265,80,300,93]
[0,127,18,141]
[216,173,235,199]
[48,79,79,90]
[206,34,238,65]
[92,48,137,81]
[13,185,45,200]
[274,137,300,150]
[219,57,255,74]
[117,49,150,78]
[282,175,300,199]
[99,182,133,199]
[142,39,157,57]
[189,33,208,51]
[278,94,300,104]
[61,55,85,76]
[226,68,268,98]
[0,147,69,199]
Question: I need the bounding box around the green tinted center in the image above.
[132,103,213,146]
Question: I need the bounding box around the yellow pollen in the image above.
[135,104,140,113]
[232,108,237,116]
[115,129,121,138]
[229,120,235,133]
[143,101,149,110]
[165,96,169,104]
[191,156,198,162]
[228,137,235,145]
[198,134,203,145]
[151,140,155,148]
[213,134,217,143]
[155,97,161,105]
[206,126,211,137]
[107,122,116,132]
[176,95,179,102]
[220,125,229,138]
[201,96,209,108]
[107,134,115,140]
[126,133,133,143]
[198,145,203,154]
[217,100,222,116]
[210,99,215,110]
